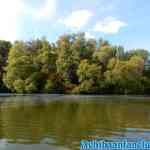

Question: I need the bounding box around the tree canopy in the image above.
[0,33,149,94]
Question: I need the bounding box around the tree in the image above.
[93,45,116,74]
[0,40,12,92]
[71,33,96,60]
[99,38,110,48]
[74,59,102,94]
[125,49,149,62]
[104,56,145,94]
[2,32,150,94]
[3,39,58,93]
[3,41,37,93]
[56,34,80,85]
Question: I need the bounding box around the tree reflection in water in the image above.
[0,95,149,150]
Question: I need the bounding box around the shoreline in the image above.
[0,94,150,100]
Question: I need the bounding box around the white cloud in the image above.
[0,0,24,41]
[0,0,57,41]
[35,0,57,20]
[93,17,127,34]
[85,32,94,39]
[59,10,93,29]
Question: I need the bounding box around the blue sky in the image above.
[0,0,150,50]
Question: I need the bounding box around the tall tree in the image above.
[56,34,80,85]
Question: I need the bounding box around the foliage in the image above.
[0,33,150,94]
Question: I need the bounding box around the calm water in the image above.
[0,95,149,149]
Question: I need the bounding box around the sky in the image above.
[0,0,150,50]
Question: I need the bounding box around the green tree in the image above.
[2,33,150,94]
[105,56,145,94]
[74,59,102,94]
[125,49,149,62]
[0,40,12,92]
[71,33,96,60]
[56,34,80,85]
[3,41,36,92]
[3,39,57,93]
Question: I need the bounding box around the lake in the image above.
[0,95,149,150]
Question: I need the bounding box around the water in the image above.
[0,95,149,149]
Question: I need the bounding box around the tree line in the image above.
[0,32,150,94]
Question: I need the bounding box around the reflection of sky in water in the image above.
[124,128,150,140]
[0,140,70,150]
[0,137,71,150]
[0,139,7,149]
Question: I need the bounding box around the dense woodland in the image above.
[0,33,150,94]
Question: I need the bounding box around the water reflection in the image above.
[0,95,149,149]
